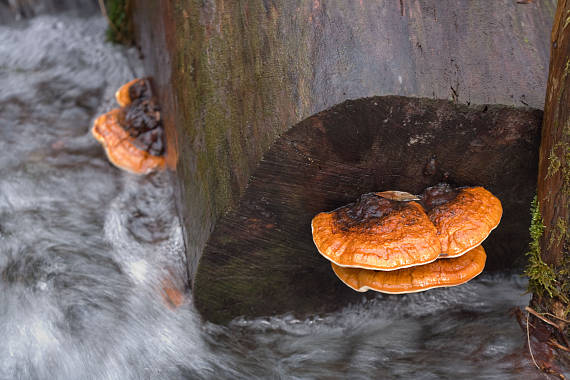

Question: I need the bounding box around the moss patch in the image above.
[103,0,133,45]
[525,196,569,306]
[525,196,558,298]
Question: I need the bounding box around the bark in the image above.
[534,0,570,323]
[129,0,556,323]
[538,0,570,269]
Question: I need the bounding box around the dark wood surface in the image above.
[129,1,555,323]
[195,96,542,323]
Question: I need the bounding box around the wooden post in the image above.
[130,1,556,323]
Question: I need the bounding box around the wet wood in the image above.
[129,1,555,323]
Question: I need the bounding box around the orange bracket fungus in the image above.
[115,78,150,107]
[311,191,441,270]
[420,184,503,258]
[312,184,502,294]
[91,78,165,174]
[92,109,165,174]
[331,245,487,294]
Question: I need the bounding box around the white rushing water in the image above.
[0,10,564,380]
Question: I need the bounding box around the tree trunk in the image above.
[532,0,570,329]
[130,0,556,323]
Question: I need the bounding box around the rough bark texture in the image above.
[538,0,570,270]
[129,1,556,323]
[533,0,570,325]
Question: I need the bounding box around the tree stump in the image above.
[130,0,555,323]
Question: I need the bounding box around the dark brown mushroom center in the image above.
[127,78,152,102]
[332,193,409,232]
[118,81,165,157]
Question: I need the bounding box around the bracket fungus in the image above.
[312,184,502,294]
[331,245,487,293]
[92,109,165,174]
[421,184,503,258]
[311,191,441,270]
[91,78,166,174]
[115,78,150,107]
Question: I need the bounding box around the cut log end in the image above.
[194,96,542,324]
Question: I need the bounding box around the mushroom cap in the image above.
[311,192,441,270]
[423,185,502,258]
[91,109,165,174]
[115,78,149,107]
[331,244,486,293]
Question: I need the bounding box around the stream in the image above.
[0,7,563,380]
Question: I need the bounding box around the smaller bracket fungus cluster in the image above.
[311,184,502,294]
[92,78,166,174]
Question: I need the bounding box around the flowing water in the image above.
[0,9,565,380]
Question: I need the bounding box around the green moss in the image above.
[103,0,133,45]
[525,196,559,298]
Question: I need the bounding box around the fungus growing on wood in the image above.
[311,192,441,270]
[122,97,165,156]
[312,185,502,295]
[92,78,166,174]
[92,109,165,174]
[331,245,487,293]
[421,184,502,258]
[115,78,150,107]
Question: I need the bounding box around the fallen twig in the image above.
[527,314,541,371]
[542,312,570,324]
[526,306,563,330]
[548,339,570,353]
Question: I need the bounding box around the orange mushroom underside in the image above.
[331,245,487,294]
[92,109,165,174]
[311,193,441,270]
